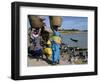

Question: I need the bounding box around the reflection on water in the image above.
[61,32,88,48]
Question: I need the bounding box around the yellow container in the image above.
[47,40,51,45]
[44,48,52,57]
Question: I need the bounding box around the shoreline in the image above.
[49,31,87,35]
[60,31,87,34]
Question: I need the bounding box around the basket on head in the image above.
[28,15,44,29]
[49,16,62,27]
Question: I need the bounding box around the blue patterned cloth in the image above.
[52,41,60,63]
[52,30,61,63]
[53,30,61,37]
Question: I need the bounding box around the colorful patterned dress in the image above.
[52,30,61,64]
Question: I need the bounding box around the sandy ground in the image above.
[27,52,87,67]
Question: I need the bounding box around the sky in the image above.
[28,16,88,30]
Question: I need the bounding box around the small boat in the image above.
[70,38,78,42]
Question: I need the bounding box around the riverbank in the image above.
[60,31,80,34]
[27,53,86,66]
[49,30,87,35]
[28,48,87,66]
[60,31,87,34]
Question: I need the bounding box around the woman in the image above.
[31,28,43,61]
[52,26,61,65]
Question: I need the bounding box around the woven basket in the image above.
[50,16,62,27]
[28,15,44,28]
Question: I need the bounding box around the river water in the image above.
[61,32,88,48]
